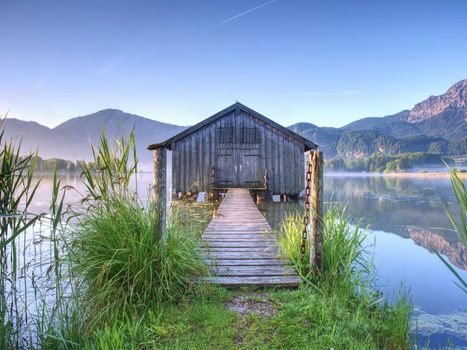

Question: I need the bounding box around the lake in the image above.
[12,172,467,348]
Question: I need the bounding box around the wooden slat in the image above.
[203,242,276,248]
[210,265,297,276]
[205,252,279,259]
[204,276,301,286]
[204,247,279,253]
[200,188,300,287]
[202,237,276,241]
[204,259,287,266]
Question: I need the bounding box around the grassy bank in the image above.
[62,284,409,349]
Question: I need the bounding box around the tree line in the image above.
[32,157,96,172]
[325,152,455,173]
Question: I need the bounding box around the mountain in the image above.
[340,110,415,138]
[53,109,186,166]
[292,79,467,160]
[2,79,466,167]
[3,109,186,170]
[407,79,467,123]
[288,123,342,158]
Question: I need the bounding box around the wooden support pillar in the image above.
[153,147,167,240]
[309,150,324,272]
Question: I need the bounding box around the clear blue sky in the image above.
[1,0,466,128]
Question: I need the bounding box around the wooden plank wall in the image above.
[171,109,305,194]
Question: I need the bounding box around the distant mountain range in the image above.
[3,79,466,170]
[3,109,186,169]
[290,79,467,159]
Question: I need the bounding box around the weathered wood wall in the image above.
[171,109,305,195]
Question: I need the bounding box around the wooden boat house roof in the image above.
[147,102,318,151]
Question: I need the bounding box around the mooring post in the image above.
[153,147,167,240]
[310,150,324,271]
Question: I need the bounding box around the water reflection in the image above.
[324,175,465,270]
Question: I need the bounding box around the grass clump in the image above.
[72,194,208,326]
[278,203,368,286]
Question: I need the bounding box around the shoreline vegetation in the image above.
[0,123,417,349]
[326,151,466,174]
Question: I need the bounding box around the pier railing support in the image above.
[304,150,324,272]
[310,150,324,271]
[153,147,168,240]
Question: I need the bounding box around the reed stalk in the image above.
[435,167,467,292]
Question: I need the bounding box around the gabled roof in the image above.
[147,102,318,151]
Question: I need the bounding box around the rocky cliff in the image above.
[407,79,467,123]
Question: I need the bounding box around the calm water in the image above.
[19,173,467,348]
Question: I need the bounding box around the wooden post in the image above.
[153,147,167,240]
[310,150,324,271]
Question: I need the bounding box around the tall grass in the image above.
[278,202,369,288]
[435,167,467,292]
[71,130,210,331]
[1,116,77,348]
[80,128,138,203]
[1,117,40,348]
[71,195,208,328]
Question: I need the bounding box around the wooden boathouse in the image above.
[149,102,323,287]
[148,102,317,196]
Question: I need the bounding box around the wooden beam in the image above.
[153,147,167,240]
[310,150,324,271]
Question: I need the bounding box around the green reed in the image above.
[435,167,467,293]
[79,128,138,204]
[1,115,81,349]
[1,116,39,348]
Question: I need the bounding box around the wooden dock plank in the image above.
[204,259,286,266]
[204,276,301,286]
[200,188,300,287]
[203,242,276,248]
[210,266,297,276]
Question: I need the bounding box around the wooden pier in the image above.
[201,188,301,287]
